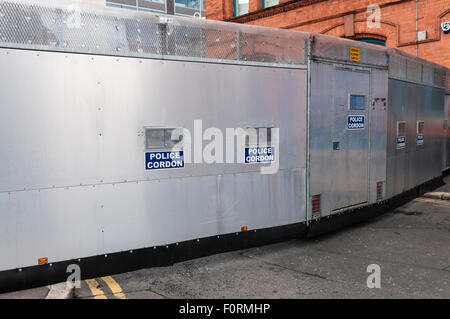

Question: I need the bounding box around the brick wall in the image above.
[206,0,450,68]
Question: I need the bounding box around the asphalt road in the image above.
[74,195,450,299]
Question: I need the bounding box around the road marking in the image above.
[101,276,127,299]
[414,197,450,206]
[85,279,107,299]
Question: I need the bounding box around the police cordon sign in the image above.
[347,115,365,130]
[245,147,275,164]
[417,134,424,145]
[146,151,184,170]
[397,136,406,149]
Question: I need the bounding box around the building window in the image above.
[175,0,201,10]
[263,0,279,9]
[234,0,249,16]
[175,0,204,16]
[356,38,386,46]
[106,0,205,17]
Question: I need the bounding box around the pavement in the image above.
[2,177,450,299]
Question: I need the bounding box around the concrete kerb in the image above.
[423,192,450,200]
[45,283,74,299]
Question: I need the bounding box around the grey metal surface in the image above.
[443,94,450,170]
[0,0,306,68]
[368,68,389,203]
[311,33,388,67]
[0,48,307,271]
[331,68,370,210]
[386,79,445,198]
[388,48,447,89]
[309,61,388,218]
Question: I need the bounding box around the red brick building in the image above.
[205,0,450,68]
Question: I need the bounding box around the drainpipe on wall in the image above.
[415,0,418,56]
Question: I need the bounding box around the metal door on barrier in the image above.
[332,68,370,210]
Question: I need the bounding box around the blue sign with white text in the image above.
[245,147,275,164]
[397,136,406,149]
[417,134,424,145]
[145,151,184,170]
[347,115,365,130]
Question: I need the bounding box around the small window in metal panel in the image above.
[417,121,424,135]
[349,95,365,110]
[332,141,340,150]
[397,121,406,137]
[258,127,272,146]
[164,128,183,148]
[245,127,272,147]
[145,127,183,150]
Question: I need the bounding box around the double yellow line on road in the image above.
[85,276,127,299]
[414,197,450,206]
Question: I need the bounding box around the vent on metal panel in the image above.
[376,182,384,201]
[312,194,321,218]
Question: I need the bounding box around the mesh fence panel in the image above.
[0,0,306,66]
[388,48,447,88]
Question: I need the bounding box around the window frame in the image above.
[262,0,279,9]
[396,121,407,150]
[145,127,184,150]
[397,121,406,137]
[234,0,249,17]
[416,120,425,146]
[348,94,366,111]
[245,126,273,147]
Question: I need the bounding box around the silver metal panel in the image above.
[388,48,447,89]
[0,48,307,192]
[0,48,307,270]
[444,94,450,169]
[312,33,388,67]
[331,68,370,210]
[309,61,334,218]
[0,0,306,67]
[309,61,389,218]
[386,79,445,198]
[368,68,388,203]
[0,169,306,272]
